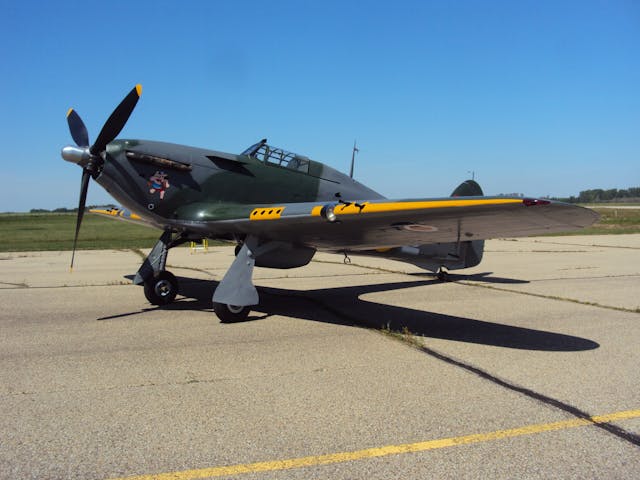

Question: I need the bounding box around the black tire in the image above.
[234,243,243,256]
[213,302,250,323]
[144,271,178,305]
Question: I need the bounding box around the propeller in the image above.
[62,85,142,270]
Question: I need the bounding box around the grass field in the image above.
[551,207,640,236]
[1,207,639,252]
[0,213,162,252]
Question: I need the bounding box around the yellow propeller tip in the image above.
[66,108,74,118]
[135,84,142,96]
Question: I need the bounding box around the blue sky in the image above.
[1,0,638,211]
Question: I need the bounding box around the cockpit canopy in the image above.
[241,139,310,173]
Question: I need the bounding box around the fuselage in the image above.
[98,139,384,229]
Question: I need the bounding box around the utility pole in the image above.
[467,170,475,181]
[349,140,359,179]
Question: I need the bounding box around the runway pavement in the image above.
[1,235,639,479]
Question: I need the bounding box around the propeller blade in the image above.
[91,84,142,155]
[70,169,91,271]
[66,108,90,147]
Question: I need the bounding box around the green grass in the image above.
[0,213,162,251]
[580,203,640,207]
[548,207,640,236]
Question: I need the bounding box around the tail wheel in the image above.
[437,267,449,282]
[213,302,250,323]
[144,271,178,305]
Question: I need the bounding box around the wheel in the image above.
[234,243,243,256]
[144,271,178,305]
[437,268,449,282]
[213,302,250,323]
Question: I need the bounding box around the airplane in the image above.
[61,85,599,322]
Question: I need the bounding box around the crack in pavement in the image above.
[0,363,366,398]
[300,293,640,449]
[0,281,29,288]
[455,281,640,314]
[414,343,640,448]
[521,239,640,250]
[313,259,639,314]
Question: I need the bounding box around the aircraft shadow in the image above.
[109,275,598,352]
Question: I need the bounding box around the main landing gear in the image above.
[211,235,282,322]
[143,270,178,305]
[212,302,250,323]
[134,230,188,306]
[135,232,269,322]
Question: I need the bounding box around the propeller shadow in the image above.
[112,275,599,352]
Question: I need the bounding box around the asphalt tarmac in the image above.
[1,235,639,479]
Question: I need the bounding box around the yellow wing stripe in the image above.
[250,207,285,221]
[311,198,522,217]
[90,208,142,221]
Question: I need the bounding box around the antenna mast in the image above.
[349,140,359,178]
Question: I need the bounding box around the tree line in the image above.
[552,187,640,204]
[29,205,117,213]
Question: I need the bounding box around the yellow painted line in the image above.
[311,198,522,217]
[110,408,640,480]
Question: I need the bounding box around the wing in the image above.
[191,197,599,251]
[89,207,156,228]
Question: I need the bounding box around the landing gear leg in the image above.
[134,230,189,305]
[212,235,280,322]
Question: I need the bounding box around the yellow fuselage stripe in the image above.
[311,198,522,217]
[110,408,640,480]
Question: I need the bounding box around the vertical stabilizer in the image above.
[451,179,483,197]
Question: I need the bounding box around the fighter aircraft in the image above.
[61,85,598,322]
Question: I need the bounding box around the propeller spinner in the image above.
[62,84,142,270]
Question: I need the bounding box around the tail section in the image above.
[359,179,485,272]
[451,179,483,197]
[444,179,485,270]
